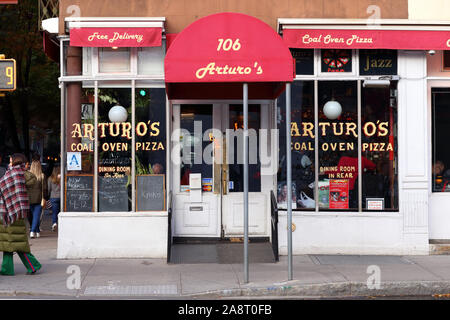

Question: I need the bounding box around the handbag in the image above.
[40,173,46,208]
[299,191,315,208]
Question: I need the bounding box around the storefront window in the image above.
[99,47,131,73]
[138,43,165,75]
[277,81,315,210]
[361,83,398,210]
[290,49,314,75]
[64,83,168,212]
[179,105,213,192]
[135,88,167,211]
[97,88,132,212]
[228,104,261,193]
[278,79,399,212]
[65,86,95,212]
[318,81,358,210]
[321,49,352,73]
[432,88,450,192]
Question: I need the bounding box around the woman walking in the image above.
[28,159,47,238]
[47,166,61,231]
[0,153,41,275]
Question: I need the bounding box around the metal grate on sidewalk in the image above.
[84,284,178,296]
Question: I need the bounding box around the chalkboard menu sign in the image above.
[98,176,129,212]
[359,49,397,75]
[136,174,165,211]
[65,175,94,212]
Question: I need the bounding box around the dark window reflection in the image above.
[277,81,315,209]
[97,88,131,212]
[432,88,450,193]
[318,81,358,211]
[362,82,398,210]
[179,105,213,191]
[227,104,261,193]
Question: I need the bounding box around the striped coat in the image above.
[0,164,34,253]
[0,164,31,226]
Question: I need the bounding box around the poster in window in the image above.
[321,49,352,73]
[318,180,330,208]
[329,179,349,209]
[277,182,297,209]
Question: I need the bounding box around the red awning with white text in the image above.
[70,27,162,47]
[164,12,294,99]
[283,28,450,50]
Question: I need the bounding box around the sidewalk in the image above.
[2,213,450,299]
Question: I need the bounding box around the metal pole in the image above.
[60,82,65,211]
[243,83,249,284]
[131,80,136,212]
[314,80,319,213]
[286,83,293,281]
[357,81,362,212]
[94,81,98,212]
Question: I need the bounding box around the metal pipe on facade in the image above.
[286,82,293,281]
[243,83,249,284]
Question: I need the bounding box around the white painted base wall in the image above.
[429,194,450,239]
[57,212,168,259]
[277,213,429,255]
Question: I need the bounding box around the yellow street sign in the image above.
[0,56,16,91]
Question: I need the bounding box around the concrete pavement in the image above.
[2,213,450,299]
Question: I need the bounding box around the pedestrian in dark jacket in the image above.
[28,159,47,238]
[47,166,61,231]
[0,153,41,275]
[0,153,6,178]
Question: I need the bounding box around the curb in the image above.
[2,281,450,298]
[185,281,450,299]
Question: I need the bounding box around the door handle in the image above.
[222,165,228,195]
[222,136,228,195]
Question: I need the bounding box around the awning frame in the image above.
[279,18,450,51]
[278,18,450,32]
[65,17,166,33]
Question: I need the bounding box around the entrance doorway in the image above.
[171,103,275,239]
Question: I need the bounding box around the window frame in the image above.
[281,49,400,214]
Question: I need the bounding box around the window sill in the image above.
[60,211,168,217]
[277,210,400,218]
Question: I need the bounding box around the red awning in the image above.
[70,27,162,47]
[283,28,450,50]
[165,12,294,100]
[43,31,60,62]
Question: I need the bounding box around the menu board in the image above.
[65,175,94,212]
[98,176,129,212]
[136,174,165,211]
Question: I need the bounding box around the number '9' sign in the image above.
[0,59,16,91]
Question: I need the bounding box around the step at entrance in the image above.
[430,240,450,255]
[169,242,276,264]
